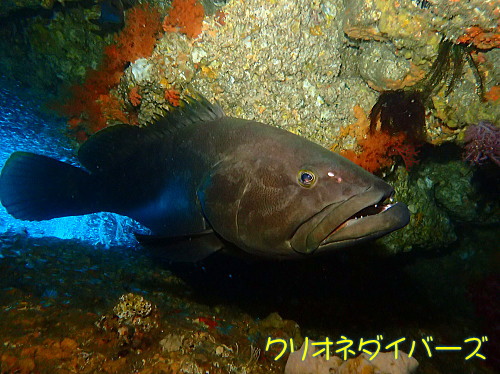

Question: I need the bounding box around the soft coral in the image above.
[114,3,163,63]
[463,120,500,166]
[58,3,162,140]
[163,0,205,39]
[341,132,419,173]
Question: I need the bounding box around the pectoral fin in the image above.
[135,230,225,262]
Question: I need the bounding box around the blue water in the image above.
[0,77,148,249]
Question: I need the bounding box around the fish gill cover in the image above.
[0,77,148,248]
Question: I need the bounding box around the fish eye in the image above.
[298,170,316,188]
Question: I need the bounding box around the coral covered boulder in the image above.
[285,340,418,374]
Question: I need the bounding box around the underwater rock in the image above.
[358,41,411,91]
[429,77,497,133]
[344,0,499,140]
[136,0,351,147]
[113,293,154,321]
[379,165,457,253]
[431,161,480,222]
[253,312,303,348]
[96,293,161,352]
[1,0,497,145]
[0,0,80,16]
[285,340,418,374]
[130,58,154,84]
[344,0,496,48]
[344,0,434,46]
[380,152,498,253]
[261,312,301,337]
[259,312,289,329]
[159,333,184,352]
[427,159,499,225]
[120,62,173,125]
[0,4,109,96]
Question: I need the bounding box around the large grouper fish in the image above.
[0,96,410,261]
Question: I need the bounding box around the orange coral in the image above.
[128,86,142,106]
[98,94,129,125]
[165,89,181,107]
[163,0,205,39]
[456,26,500,50]
[57,3,162,140]
[214,10,226,27]
[114,3,163,63]
[337,105,371,140]
[484,85,500,102]
[341,132,396,173]
[341,132,419,173]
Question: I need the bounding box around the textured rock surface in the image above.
[379,165,457,254]
[0,0,73,16]
[144,0,355,147]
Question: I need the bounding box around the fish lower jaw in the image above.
[320,202,402,246]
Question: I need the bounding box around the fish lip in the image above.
[320,193,394,244]
[318,201,410,249]
[290,186,407,255]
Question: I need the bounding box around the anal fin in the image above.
[136,230,224,262]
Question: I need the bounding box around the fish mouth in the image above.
[318,195,409,249]
[290,187,410,255]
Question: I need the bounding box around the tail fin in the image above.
[0,152,99,221]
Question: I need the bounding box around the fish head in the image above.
[287,156,410,256]
[198,128,410,259]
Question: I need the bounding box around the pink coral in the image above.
[463,120,500,166]
[388,142,420,171]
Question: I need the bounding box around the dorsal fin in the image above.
[153,94,225,133]
[78,95,225,174]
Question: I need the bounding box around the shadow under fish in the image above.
[0,96,410,262]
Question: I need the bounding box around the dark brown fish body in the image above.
[0,97,410,260]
